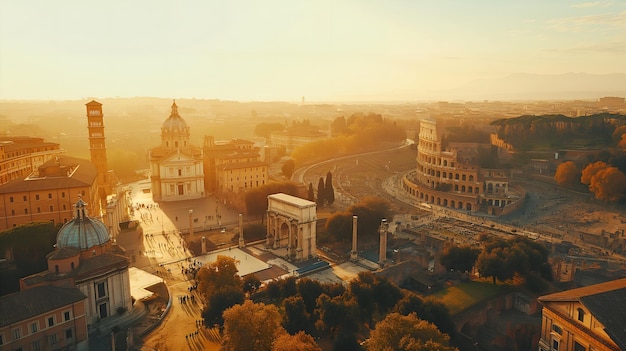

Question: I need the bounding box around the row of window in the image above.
[9,192,67,203]
[2,311,73,346]
[9,204,69,215]
[418,166,476,182]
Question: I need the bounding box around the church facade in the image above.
[149,102,205,202]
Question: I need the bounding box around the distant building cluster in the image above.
[0,102,126,235]
[148,101,269,202]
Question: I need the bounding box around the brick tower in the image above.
[85,100,112,197]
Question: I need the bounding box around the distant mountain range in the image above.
[439,73,626,101]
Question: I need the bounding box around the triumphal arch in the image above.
[266,193,317,261]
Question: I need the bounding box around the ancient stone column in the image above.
[238,213,245,248]
[350,215,358,261]
[379,218,388,268]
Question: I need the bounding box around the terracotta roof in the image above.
[538,278,626,302]
[581,288,626,350]
[0,155,96,193]
[0,285,86,327]
[21,253,129,286]
[539,278,626,350]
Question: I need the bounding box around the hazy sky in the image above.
[1,0,624,101]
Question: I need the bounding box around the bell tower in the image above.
[85,100,112,195]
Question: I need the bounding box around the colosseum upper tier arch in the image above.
[402,119,525,215]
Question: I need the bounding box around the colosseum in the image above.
[402,119,525,215]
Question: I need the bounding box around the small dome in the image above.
[56,197,110,250]
[161,101,189,134]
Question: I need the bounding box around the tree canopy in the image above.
[325,196,394,243]
[367,313,458,351]
[221,300,286,351]
[439,244,480,273]
[554,161,580,187]
[476,237,552,286]
[244,181,301,217]
[291,113,406,165]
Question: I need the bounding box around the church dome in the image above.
[161,101,189,135]
[56,197,110,250]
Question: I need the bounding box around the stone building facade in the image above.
[149,102,205,201]
[402,119,524,215]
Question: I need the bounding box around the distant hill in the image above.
[446,73,626,101]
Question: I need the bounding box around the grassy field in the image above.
[431,280,509,315]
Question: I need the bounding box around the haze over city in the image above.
[1,0,625,102]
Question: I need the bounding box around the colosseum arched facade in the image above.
[402,119,525,215]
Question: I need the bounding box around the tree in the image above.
[282,296,310,334]
[395,291,423,316]
[476,247,511,285]
[307,183,314,201]
[297,278,325,314]
[554,161,580,187]
[202,285,245,327]
[439,245,480,273]
[244,181,301,217]
[222,300,286,351]
[580,161,608,185]
[417,297,456,337]
[325,171,335,205]
[197,255,242,300]
[367,313,458,351]
[272,332,322,351]
[282,159,296,178]
[330,116,348,136]
[325,212,353,243]
[243,274,262,295]
[589,166,626,202]
[316,177,325,207]
[314,294,348,337]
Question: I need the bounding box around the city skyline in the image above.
[1,0,625,102]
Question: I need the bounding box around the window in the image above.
[49,205,53,211]
[577,308,585,322]
[552,339,559,351]
[96,281,107,298]
[552,324,562,334]
[23,195,27,201]
[0,334,3,345]
[64,311,71,321]
[36,194,40,200]
[12,327,21,340]
[32,340,41,351]
[48,193,52,199]
[48,316,54,327]
[49,334,58,346]
[31,322,38,333]
[9,196,13,203]
[574,341,585,351]
[37,207,41,213]
[61,191,65,198]
[65,328,73,339]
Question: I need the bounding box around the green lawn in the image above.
[431,280,508,315]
